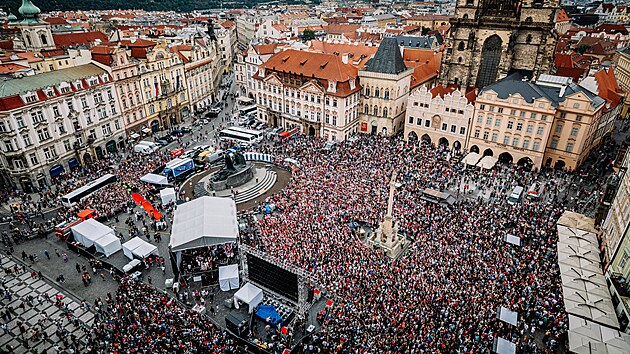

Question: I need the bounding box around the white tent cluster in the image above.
[122,237,159,260]
[462,152,482,167]
[70,219,122,257]
[557,211,630,353]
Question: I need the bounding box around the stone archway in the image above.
[95,146,104,159]
[421,134,431,144]
[83,153,92,164]
[498,152,513,165]
[438,137,449,148]
[483,148,494,157]
[150,120,160,132]
[470,145,480,154]
[453,141,462,151]
[371,120,378,134]
[20,176,33,193]
[408,131,419,142]
[517,157,534,171]
[308,126,316,136]
[555,160,566,170]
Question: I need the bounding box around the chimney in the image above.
[342,53,348,64]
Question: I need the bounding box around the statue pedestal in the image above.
[368,218,404,259]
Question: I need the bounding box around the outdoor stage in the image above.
[207,285,329,352]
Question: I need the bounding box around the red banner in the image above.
[361,122,367,131]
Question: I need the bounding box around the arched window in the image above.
[458,41,465,51]
[525,17,533,23]
[365,86,371,96]
[463,14,469,20]
[466,0,473,5]
[384,89,389,99]
[476,35,503,88]
[26,35,32,47]
[375,87,380,97]
[364,104,369,114]
[526,34,532,44]
[373,106,379,116]
[383,107,388,117]
[40,33,48,45]
[458,57,463,63]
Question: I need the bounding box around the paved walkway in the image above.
[0,255,94,353]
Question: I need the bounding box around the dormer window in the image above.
[24,93,38,103]
[59,86,70,94]
[74,81,83,89]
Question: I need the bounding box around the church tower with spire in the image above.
[12,0,55,52]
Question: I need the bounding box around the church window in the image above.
[375,87,380,97]
[526,34,532,44]
[458,41,465,51]
[365,86,371,96]
[463,14,469,20]
[373,106,379,116]
[41,34,48,45]
[383,107,388,117]
[525,17,533,23]
[458,57,463,63]
[384,89,389,99]
[476,35,502,89]
[26,35,32,47]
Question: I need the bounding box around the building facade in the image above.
[253,49,361,141]
[469,74,606,171]
[0,64,125,191]
[614,47,630,119]
[358,38,413,136]
[138,43,189,132]
[404,85,474,151]
[440,0,558,88]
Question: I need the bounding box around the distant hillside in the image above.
[4,0,256,14]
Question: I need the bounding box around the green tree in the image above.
[421,27,431,36]
[575,44,591,54]
[300,29,316,41]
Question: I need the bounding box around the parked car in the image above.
[170,148,185,157]
[171,129,184,137]
[181,127,193,133]
[155,139,169,146]
[208,107,221,116]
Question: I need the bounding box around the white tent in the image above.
[493,337,516,354]
[219,264,240,291]
[476,155,499,170]
[497,307,518,326]
[234,282,263,313]
[122,237,144,259]
[122,237,159,260]
[160,187,177,206]
[71,219,121,257]
[568,315,630,354]
[170,196,238,252]
[140,173,169,186]
[462,152,482,166]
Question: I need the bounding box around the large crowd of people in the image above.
[246,134,574,353]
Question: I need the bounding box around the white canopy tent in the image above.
[140,173,169,186]
[462,152,482,166]
[497,307,518,326]
[160,187,177,206]
[476,155,499,170]
[219,264,240,291]
[71,219,121,257]
[493,337,516,354]
[122,237,159,260]
[568,315,630,354]
[170,197,239,269]
[234,282,263,313]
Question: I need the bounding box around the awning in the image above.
[568,315,630,354]
[142,128,152,135]
[130,133,140,139]
[77,209,95,219]
[476,155,498,170]
[68,158,79,169]
[461,152,482,166]
[49,165,65,178]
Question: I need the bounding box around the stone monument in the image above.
[368,171,405,259]
[209,150,254,191]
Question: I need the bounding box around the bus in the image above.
[238,105,257,116]
[61,174,117,207]
[218,127,263,146]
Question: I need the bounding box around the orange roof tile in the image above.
[0,63,29,74]
[308,41,378,69]
[262,49,358,83]
[53,32,108,47]
[254,44,278,55]
[556,9,570,22]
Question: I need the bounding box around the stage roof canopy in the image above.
[169,196,238,252]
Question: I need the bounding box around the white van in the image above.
[137,141,159,151]
[206,149,225,164]
[134,144,154,154]
[507,186,524,205]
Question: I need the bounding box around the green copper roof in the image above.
[18,0,46,25]
[7,13,18,23]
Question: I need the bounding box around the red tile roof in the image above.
[44,17,70,25]
[556,9,570,22]
[262,49,358,83]
[594,67,624,108]
[0,63,30,74]
[53,31,108,47]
